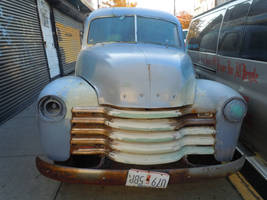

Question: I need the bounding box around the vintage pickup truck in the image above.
[36,7,247,188]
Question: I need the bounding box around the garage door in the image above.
[0,0,50,124]
[53,8,83,75]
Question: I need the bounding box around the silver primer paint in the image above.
[192,79,246,161]
[38,76,98,161]
[76,43,196,108]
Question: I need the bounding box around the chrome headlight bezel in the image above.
[38,95,66,121]
[223,97,247,123]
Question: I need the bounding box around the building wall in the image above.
[216,0,232,6]
[194,0,216,16]
[194,0,232,16]
[37,0,61,78]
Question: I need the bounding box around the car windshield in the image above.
[88,16,180,48]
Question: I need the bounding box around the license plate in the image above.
[126,169,170,188]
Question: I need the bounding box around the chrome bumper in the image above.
[36,156,245,185]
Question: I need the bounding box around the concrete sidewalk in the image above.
[0,101,60,200]
[0,101,243,200]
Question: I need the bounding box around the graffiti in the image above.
[200,54,217,66]
[217,60,234,75]
[199,54,259,84]
[217,60,259,83]
[0,6,14,45]
[234,63,258,83]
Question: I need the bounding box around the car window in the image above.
[218,1,250,57]
[187,19,201,50]
[137,17,180,48]
[240,0,267,62]
[88,16,135,44]
[183,30,188,39]
[199,12,223,53]
[187,10,224,53]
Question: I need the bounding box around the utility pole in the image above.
[174,0,176,16]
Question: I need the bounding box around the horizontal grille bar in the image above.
[72,117,105,124]
[72,106,215,119]
[71,138,107,145]
[106,118,215,132]
[109,146,215,165]
[71,117,215,132]
[71,128,108,136]
[72,148,107,155]
[110,135,215,154]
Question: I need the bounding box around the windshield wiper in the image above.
[138,41,178,48]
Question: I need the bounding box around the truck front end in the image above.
[36,8,246,187]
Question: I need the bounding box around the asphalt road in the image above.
[0,101,243,200]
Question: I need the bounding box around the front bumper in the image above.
[36,156,245,185]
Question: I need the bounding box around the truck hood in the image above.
[75,43,196,108]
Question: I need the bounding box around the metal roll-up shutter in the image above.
[0,0,50,124]
[53,8,83,75]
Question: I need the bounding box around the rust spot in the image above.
[191,108,197,114]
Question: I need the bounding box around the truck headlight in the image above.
[223,98,247,122]
[39,96,66,121]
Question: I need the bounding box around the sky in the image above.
[133,0,194,15]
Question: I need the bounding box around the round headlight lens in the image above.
[39,96,66,120]
[223,98,247,122]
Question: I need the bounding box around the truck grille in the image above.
[70,106,216,165]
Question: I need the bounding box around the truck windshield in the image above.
[88,16,135,44]
[88,16,180,48]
